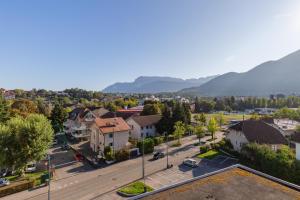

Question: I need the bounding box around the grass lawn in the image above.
[118,181,154,195]
[5,170,48,186]
[192,113,251,125]
[198,150,223,160]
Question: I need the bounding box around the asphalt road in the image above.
[3,133,224,200]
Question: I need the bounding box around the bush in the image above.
[104,146,114,161]
[154,136,164,146]
[200,145,209,153]
[115,149,129,162]
[0,179,34,198]
[137,138,154,154]
[166,135,175,142]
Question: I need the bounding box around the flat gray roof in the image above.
[131,165,300,200]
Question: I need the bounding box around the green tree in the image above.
[173,121,185,145]
[137,138,155,154]
[186,125,194,135]
[194,125,205,144]
[50,103,68,133]
[199,113,206,125]
[207,117,218,140]
[141,104,161,116]
[36,98,51,118]
[156,105,173,134]
[216,112,225,127]
[0,114,54,175]
[0,95,10,123]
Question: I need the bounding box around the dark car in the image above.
[75,153,84,161]
[0,169,7,177]
[61,144,71,151]
[153,152,165,160]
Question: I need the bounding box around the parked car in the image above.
[52,139,58,146]
[0,178,10,187]
[25,162,37,173]
[75,153,84,161]
[61,144,71,151]
[153,152,165,160]
[183,158,198,168]
[0,169,8,177]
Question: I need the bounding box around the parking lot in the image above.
[145,155,238,190]
[49,145,93,180]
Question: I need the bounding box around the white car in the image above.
[183,158,198,168]
[0,178,10,187]
[25,162,37,173]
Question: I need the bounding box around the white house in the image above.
[291,133,300,160]
[126,115,162,140]
[90,117,131,154]
[227,120,288,152]
[64,107,109,139]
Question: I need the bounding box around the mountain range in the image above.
[102,75,218,93]
[103,49,300,96]
[180,49,300,96]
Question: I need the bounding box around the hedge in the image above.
[0,179,34,198]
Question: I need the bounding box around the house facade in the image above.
[64,107,109,139]
[227,120,288,152]
[90,117,131,154]
[126,115,162,140]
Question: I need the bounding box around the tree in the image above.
[216,112,225,127]
[0,95,10,123]
[173,121,185,145]
[36,98,51,118]
[141,104,161,116]
[186,125,194,135]
[297,125,300,133]
[50,103,68,133]
[137,138,155,154]
[156,105,173,134]
[11,99,38,117]
[194,125,205,144]
[199,113,206,125]
[0,114,54,175]
[207,117,218,140]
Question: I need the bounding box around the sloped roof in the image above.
[95,117,130,134]
[131,115,162,127]
[101,111,139,120]
[229,120,287,145]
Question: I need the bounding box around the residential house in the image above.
[64,107,109,139]
[126,115,162,140]
[89,117,131,154]
[101,110,140,121]
[1,90,15,100]
[226,120,288,152]
[292,133,300,160]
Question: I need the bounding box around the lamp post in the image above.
[47,154,51,200]
[142,132,146,192]
[165,132,169,169]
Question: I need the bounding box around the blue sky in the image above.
[0,0,300,90]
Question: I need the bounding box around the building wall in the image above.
[126,118,157,140]
[226,130,249,152]
[104,131,129,151]
[126,118,141,140]
[296,143,300,160]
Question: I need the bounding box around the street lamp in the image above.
[142,132,146,193]
[47,154,51,200]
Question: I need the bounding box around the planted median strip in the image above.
[198,150,223,160]
[117,181,154,197]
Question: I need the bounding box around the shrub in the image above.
[0,179,34,198]
[154,136,164,146]
[115,149,129,162]
[137,138,154,154]
[200,145,209,153]
[104,146,114,161]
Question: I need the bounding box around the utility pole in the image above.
[142,132,146,192]
[48,154,51,200]
[165,132,169,169]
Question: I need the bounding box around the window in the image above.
[141,126,144,130]
[109,142,113,147]
[109,133,113,138]
[146,126,149,129]
[271,145,277,151]
[146,133,149,137]
[150,125,152,129]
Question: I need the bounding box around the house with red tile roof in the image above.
[89,117,131,154]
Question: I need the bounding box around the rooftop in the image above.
[229,120,288,145]
[132,165,300,200]
[95,117,130,134]
[131,115,162,127]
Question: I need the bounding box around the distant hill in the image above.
[102,75,218,93]
[179,49,300,97]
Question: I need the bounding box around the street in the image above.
[2,133,225,200]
